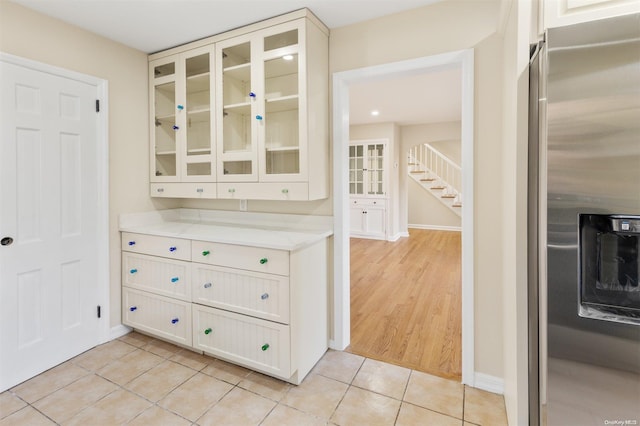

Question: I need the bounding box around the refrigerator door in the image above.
[544,12,640,426]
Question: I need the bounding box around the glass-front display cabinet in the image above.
[349,141,386,197]
[216,21,308,185]
[150,46,215,184]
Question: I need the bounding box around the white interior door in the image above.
[0,56,107,391]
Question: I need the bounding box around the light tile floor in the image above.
[0,332,508,425]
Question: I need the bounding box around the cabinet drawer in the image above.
[122,253,191,301]
[122,232,191,261]
[192,264,289,324]
[217,182,309,201]
[123,288,192,347]
[192,241,289,276]
[351,198,386,208]
[150,183,217,199]
[193,304,290,379]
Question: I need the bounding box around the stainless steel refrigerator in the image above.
[529,13,640,426]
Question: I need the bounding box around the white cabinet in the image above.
[544,0,640,28]
[150,47,216,197]
[148,9,329,200]
[216,18,329,200]
[350,199,386,239]
[349,139,388,239]
[120,228,328,384]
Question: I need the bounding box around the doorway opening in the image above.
[331,49,475,385]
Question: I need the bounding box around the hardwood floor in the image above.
[347,229,462,380]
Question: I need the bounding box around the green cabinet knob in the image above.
[259,258,268,264]
[204,328,212,335]
[261,343,269,351]
[202,250,210,256]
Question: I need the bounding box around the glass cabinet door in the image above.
[183,49,214,181]
[261,27,302,179]
[152,59,178,180]
[349,142,385,197]
[349,145,364,195]
[217,36,256,181]
[366,143,384,195]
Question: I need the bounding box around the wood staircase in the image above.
[408,143,462,217]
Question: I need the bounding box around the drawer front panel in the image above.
[123,253,191,301]
[217,182,308,201]
[122,232,191,261]
[123,288,192,346]
[192,241,289,276]
[192,264,289,324]
[193,305,290,379]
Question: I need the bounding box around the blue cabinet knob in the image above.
[177,104,184,110]
[255,115,263,121]
[130,269,138,274]
[169,246,177,252]
[171,277,179,283]
[128,241,136,246]
[261,293,269,300]
[129,306,137,312]
[171,318,179,324]
[249,92,256,98]
[172,125,179,130]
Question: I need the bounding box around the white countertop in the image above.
[119,209,334,251]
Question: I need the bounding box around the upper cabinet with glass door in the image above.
[216,15,329,200]
[349,141,386,198]
[150,46,216,198]
[148,9,328,200]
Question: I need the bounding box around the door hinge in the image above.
[97,305,101,318]
[96,99,100,112]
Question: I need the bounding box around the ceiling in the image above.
[10,0,461,126]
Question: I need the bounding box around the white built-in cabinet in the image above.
[150,47,217,198]
[543,0,640,29]
[149,9,329,200]
[121,230,328,384]
[349,140,388,239]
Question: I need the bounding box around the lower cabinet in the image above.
[123,287,192,347]
[350,198,386,239]
[121,230,327,385]
[193,304,291,379]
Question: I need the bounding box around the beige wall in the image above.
[332,0,506,380]
[0,1,178,329]
[408,178,461,228]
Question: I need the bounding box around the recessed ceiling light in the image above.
[371,110,380,116]
[283,54,294,61]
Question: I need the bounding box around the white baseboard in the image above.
[110,324,132,340]
[474,372,504,394]
[387,232,409,241]
[408,224,462,232]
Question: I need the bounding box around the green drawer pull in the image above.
[261,343,269,351]
[204,328,212,335]
[202,250,210,256]
[259,258,268,264]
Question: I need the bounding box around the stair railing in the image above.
[409,143,462,205]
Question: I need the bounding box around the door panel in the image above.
[0,59,103,391]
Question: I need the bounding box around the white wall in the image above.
[501,0,533,424]
[408,179,461,229]
[0,1,179,330]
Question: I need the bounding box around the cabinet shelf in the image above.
[187,148,212,155]
[156,150,177,156]
[187,72,210,92]
[223,102,251,115]
[223,63,251,82]
[266,95,299,113]
[266,146,299,152]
